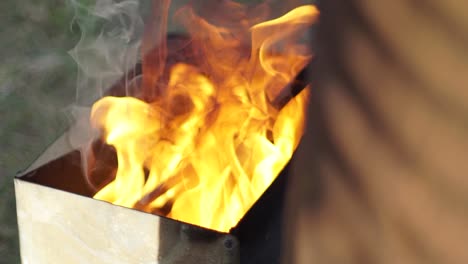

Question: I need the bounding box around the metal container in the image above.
[15,151,239,264]
[15,150,288,264]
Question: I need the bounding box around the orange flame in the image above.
[90,3,318,232]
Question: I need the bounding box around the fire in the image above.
[90,2,318,232]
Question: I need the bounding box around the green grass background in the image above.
[0,1,82,262]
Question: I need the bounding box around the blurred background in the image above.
[0,1,83,262]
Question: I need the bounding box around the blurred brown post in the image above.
[284,0,468,263]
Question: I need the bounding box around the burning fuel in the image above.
[89,2,319,232]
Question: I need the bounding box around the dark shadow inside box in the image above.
[232,162,289,264]
[18,151,93,197]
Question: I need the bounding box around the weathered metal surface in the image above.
[15,151,238,264]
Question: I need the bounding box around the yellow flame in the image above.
[90,4,318,232]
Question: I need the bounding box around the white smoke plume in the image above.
[68,0,144,106]
[65,0,148,188]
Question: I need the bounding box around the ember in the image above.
[89,1,318,232]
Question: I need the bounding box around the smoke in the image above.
[64,0,147,188]
[68,0,144,106]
